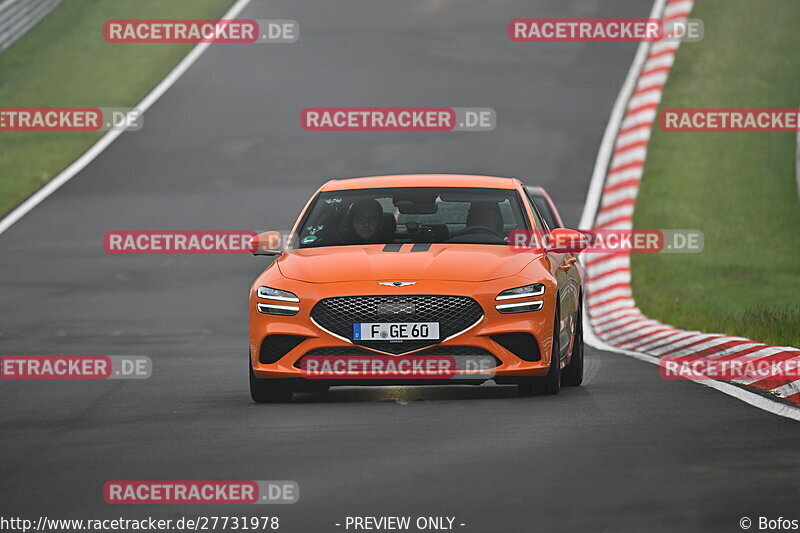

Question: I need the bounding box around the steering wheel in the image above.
[461,225,504,238]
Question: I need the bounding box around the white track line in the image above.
[579,0,800,422]
[583,322,800,421]
[0,0,255,237]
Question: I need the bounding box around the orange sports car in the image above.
[249,174,586,402]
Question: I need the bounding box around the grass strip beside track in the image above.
[0,0,237,216]
[632,0,800,346]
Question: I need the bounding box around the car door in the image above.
[522,187,579,363]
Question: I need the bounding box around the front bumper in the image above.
[249,277,556,380]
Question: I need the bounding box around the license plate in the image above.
[353,322,440,341]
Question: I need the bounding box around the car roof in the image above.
[320,174,521,191]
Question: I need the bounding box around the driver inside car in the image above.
[349,198,384,243]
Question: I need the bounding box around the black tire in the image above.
[518,312,561,396]
[249,361,294,403]
[561,301,584,387]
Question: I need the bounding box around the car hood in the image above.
[277,244,539,283]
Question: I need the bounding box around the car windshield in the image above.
[293,186,533,248]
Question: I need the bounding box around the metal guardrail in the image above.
[0,0,63,53]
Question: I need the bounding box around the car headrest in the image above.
[466,202,504,233]
[378,212,396,240]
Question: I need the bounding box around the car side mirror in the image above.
[250,231,283,256]
[547,228,588,253]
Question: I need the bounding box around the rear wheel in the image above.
[249,360,294,403]
[561,301,584,387]
[518,312,561,396]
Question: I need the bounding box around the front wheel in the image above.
[518,312,561,396]
[249,361,294,403]
[561,301,584,387]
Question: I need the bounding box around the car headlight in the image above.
[495,283,545,301]
[257,286,300,316]
[495,283,544,314]
[257,286,300,302]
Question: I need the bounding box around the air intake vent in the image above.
[259,335,305,364]
[295,346,501,368]
[490,333,540,361]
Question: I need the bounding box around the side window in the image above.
[536,197,559,229]
[523,190,550,231]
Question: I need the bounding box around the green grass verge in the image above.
[0,0,236,216]
[632,0,800,347]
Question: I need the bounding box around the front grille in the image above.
[310,295,484,354]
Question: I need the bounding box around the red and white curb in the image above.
[580,0,800,420]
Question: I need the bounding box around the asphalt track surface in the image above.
[1,1,799,531]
